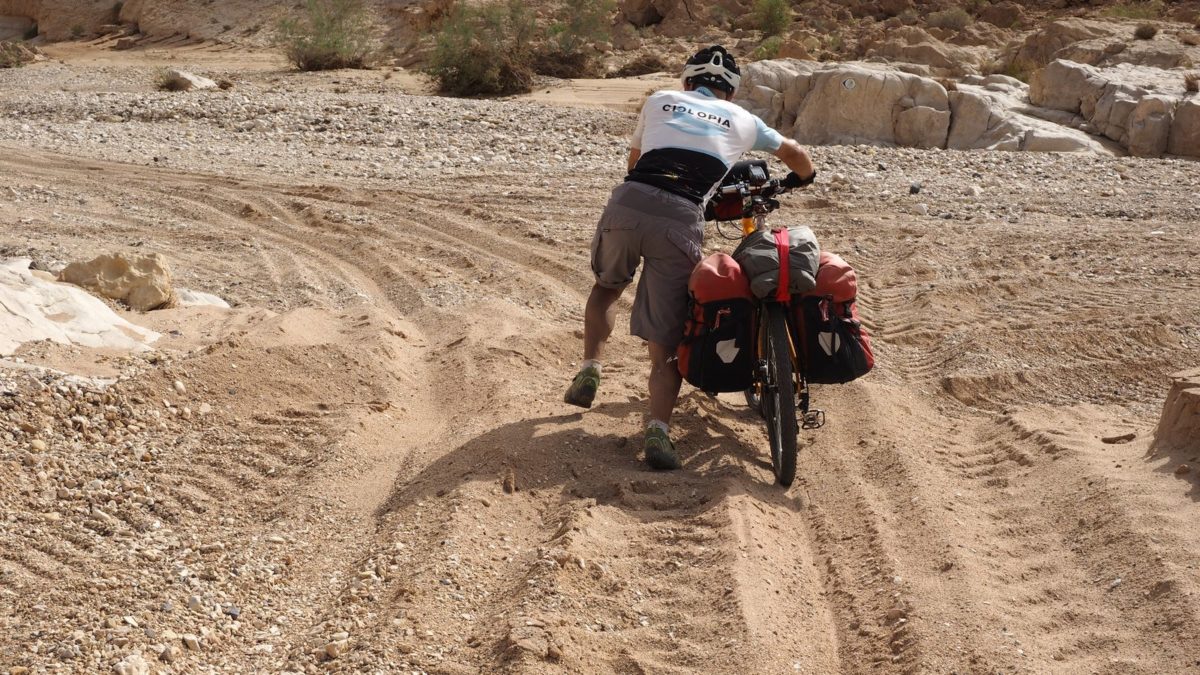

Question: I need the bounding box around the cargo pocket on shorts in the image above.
[665,225,703,266]
[591,213,640,287]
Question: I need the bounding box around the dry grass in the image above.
[1134,23,1159,40]
[1185,71,1200,93]
[928,7,972,31]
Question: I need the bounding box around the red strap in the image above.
[773,228,790,303]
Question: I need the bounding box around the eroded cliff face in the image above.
[0,0,117,40]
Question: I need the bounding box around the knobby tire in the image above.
[762,303,798,487]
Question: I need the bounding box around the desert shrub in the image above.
[1185,71,1200,93]
[70,23,86,39]
[427,0,537,96]
[535,0,614,78]
[156,68,188,91]
[897,9,919,25]
[754,0,792,36]
[1134,23,1158,40]
[927,8,972,31]
[1102,1,1164,20]
[612,52,669,77]
[277,0,373,71]
[754,36,783,61]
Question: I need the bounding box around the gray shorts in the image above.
[590,181,704,348]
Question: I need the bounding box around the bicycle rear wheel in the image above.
[761,303,799,487]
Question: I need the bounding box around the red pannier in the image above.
[678,253,756,393]
[793,251,875,384]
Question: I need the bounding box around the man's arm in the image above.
[774,138,815,181]
[627,148,641,173]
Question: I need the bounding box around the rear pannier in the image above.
[793,251,874,384]
[677,253,756,394]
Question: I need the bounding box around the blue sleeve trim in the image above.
[752,116,784,153]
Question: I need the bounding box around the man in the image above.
[564,45,816,470]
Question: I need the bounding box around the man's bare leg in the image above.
[644,340,682,470]
[565,283,624,409]
[584,283,623,361]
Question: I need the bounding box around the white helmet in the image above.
[680,45,741,94]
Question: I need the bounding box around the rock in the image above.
[790,63,950,148]
[865,26,987,75]
[1175,464,1191,475]
[909,182,921,194]
[59,253,177,311]
[181,634,200,651]
[1101,432,1137,444]
[1,258,161,356]
[158,644,182,663]
[978,1,1023,29]
[1009,19,1126,70]
[1126,94,1175,157]
[324,639,350,659]
[0,42,41,69]
[1152,368,1200,456]
[173,380,186,395]
[113,654,149,675]
[113,38,137,51]
[162,69,217,92]
[1168,99,1200,157]
[30,439,47,452]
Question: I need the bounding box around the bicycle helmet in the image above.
[681,45,741,95]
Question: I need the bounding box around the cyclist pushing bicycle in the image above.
[563,45,817,471]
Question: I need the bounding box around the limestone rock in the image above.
[1167,99,1200,157]
[978,1,1023,29]
[1,258,160,356]
[1126,94,1175,157]
[1009,18,1125,70]
[162,69,217,91]
[1153,368,1200,456]
[58,253,177,311]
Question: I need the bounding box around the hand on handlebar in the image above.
[781,170,817,190]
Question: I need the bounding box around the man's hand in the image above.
[773,138,815,185]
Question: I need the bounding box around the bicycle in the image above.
[709,160,825,487]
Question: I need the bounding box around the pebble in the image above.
[173,380,186,395]
[182,634,201,651]
[1174,464,1190,475]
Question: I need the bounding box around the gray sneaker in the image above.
[644,427,680,470]
[563,366,600,409]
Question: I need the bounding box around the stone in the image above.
[1167,99,1200,157]
[113,654,149,675]
[1126,94,1175,157]
[159,644,182,663]
[173,380,186,395]
[978,1,1023,29]
[113,37,137,51]
[181,634,200,650]
[1152,368,1200,456]
[324,639,350,659]
[163,69,217,92]
[58,253,177,311]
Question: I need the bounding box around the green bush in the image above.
[1134,23,1158,40]
[277,0,373,71]
[927,7,971,30]
[753,36,783,61]
[754,0,792,36]
[427,0,537,96]
[535,0,614,78]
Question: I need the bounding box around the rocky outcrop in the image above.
[0,14,33,40]
[1029,59,1200,158]
[1006,18,1200,71]
[58,253,177,311]
[862,25,991,76]
[1,258,159,356]
[736,59,1118,155]
[1152,368,1200,457]
[0,39,39,66]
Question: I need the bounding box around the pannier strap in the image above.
[773,228,790,303]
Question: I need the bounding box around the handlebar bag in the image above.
[793,252,874,384]
[678,253,756,394]
[732,226,820,299]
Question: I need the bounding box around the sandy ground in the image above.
[2,44,1200,675]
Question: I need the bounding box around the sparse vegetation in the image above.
[1134,23,1158,40]
[427,0,537,96]
[277,0,373,71]
[612,52,669,78]
[1185,71,1200,93]
[754,36,784,61]
[70,24,86,39]
[753,0,792,37]
[534,0,614,78]
[156,68,185,91]
[928,8,972,31]
[1102,1,1164,20]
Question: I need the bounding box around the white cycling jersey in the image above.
[628,87,784,204]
